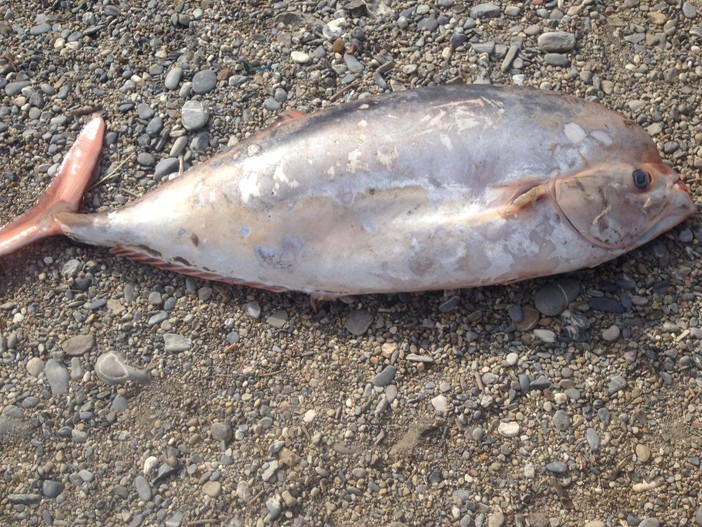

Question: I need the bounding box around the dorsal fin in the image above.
[273,109,306,127]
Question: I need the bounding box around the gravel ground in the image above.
[2,1,702,526]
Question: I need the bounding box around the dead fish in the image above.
[0,85,696,297]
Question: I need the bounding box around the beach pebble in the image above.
[44,359,69,395]
[498,421,520,437]
[181,100,209,131]
[538,32,576,53]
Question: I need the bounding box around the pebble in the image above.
[42,480,64,498]
[602,325,620,342]
[192,69,217,94]
[552,410,570,430]
[163,333,191,353]
[154,157,179,180]
[589,297,624,314]
[26,357,45,377]
[165,67,183,90]
[639,519,660,527]
[505,352,519,366]
[431,394,448,413]
[537,32,576,53]
[545,461,567,474]
[202,481,222,498]
[62,334,94,356]
[266,310,288,329]
[636,444,651,463]
[345,309,373,335]
[266,497,282,519]
[533,329,556,343]
[44,359,69,395]
[683,2,697,19]
[373,366,396,387]
[211,422,233,444]
[535,278,580,316]
[470,3,500,19]
[606,375,627,396]
[585,428,600,452]
[244,301,261,319]
[135,475,152,501]
[695,506,702,526]
[94,351,150,385]
[291,51,311,64]
[498,421,520,437]
[181,100,210,131]
[488,512,505,527]
[584,522,605,527]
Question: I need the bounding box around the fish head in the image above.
[554,162,696,250]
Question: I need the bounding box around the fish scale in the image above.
[0,85,695,297]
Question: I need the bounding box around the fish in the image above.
[0,85,696,297]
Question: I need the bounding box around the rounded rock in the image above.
[181,100,210,131]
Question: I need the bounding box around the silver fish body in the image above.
[6,85,697,296]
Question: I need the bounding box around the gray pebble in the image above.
[586,428,600,451]
[30,23,52,35]
[69,357,83,380]
[203,481,221,498]
[345,309,373,335]
[266,310,288,329]
[192,69,217,94]
[165,512,184,527]
[145,116,164,136]
[8,493,41,505]
[211,422,232,444]
[470,3,500,19]
[545,461,567,473]
[135,475,152,501]
[42,479,63,497]
[154,158,179,180]
[535,278,580,316]
[198,286,214,301]
[148,311,168,325]
[544,53,569,67]
[538,32,576,53]
[27,357,45,377]
[244,301,261,319]
[518,373,530,392]
[417,17,439,32]
[62,334,94,356]
[589,297,624,314]
[264,97,282,111]
[344,54,365,74]
[606,374,627,396]
[111,394,128,412]
[373,365,396,387]
[94,351,150,385]
[682,1,697,19]
[639,519,660,527]
[78,469,93,482]
[552,410,570,430]
[163,333,191,353]
[137,152,156,167]
[5,81,31,96]
[190,131,209,152]
[137,102,154,120]
[45,359,69,395]
[695,505,702,526]
[165,67,183,90]
[266,497,282,519]
[181,100,210,131]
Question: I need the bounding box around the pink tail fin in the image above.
[0,114,105,256]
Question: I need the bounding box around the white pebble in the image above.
[498,421,520,437]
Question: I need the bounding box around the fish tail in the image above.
[0,114,105,256]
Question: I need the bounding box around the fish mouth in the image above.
[635,176,697,246]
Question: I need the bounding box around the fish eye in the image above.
[632,169,651,190]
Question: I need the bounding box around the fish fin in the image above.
[499,182,550,217]
[0,114,105,256]
[274,109,306,127]
[110,245,291,293]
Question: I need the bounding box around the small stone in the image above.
[635,444,651,462]
[683,2,697,19]
[506,352,519,366]
[639,519,660,527]
[181,100,209,131]
[44,359,69,395]
[244,301,261,319]
[137,102,154,120]
[538,32,576,52]
[165,512,184,527]
[8,493,41,505]
[589,297,624,314]
[192,69,217,94]
[5,81,31,96]
[62,334,94,356]
[202,481,221,498]
[266,310,288,329]
[345,309,373,335]
[27,357,45,377]
[584,522,605,527]
[266,497,282,519]
[111,394,128,412]
[545,461,567,474]
[163,333,191,353]
[498,421,520,437]
[42,480,64,498]
[431,394,448,413]
[198,287,214,301]
[470,3,500,19]
[165,67,183,90]
[135,475,152,501]
[95,351,150,385]
[585,428,600,452]
[535,278,580,316]
[154,158,180,180]
[553,410,570,430]
[144,456,159,474]
[373,366,396,387]
[533,329,556,343]
[211,422,232,444]
[344,54,364,74]
[291,51,311,64]
[602,325,620,342]
[515,305,539,331]
[281,490,298,507]
[303,409,317,423]
[544,53,569,67]
[606,374,627,395]
[694,506,702,526]
[488,512,505,527]
[146,116,164,136]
